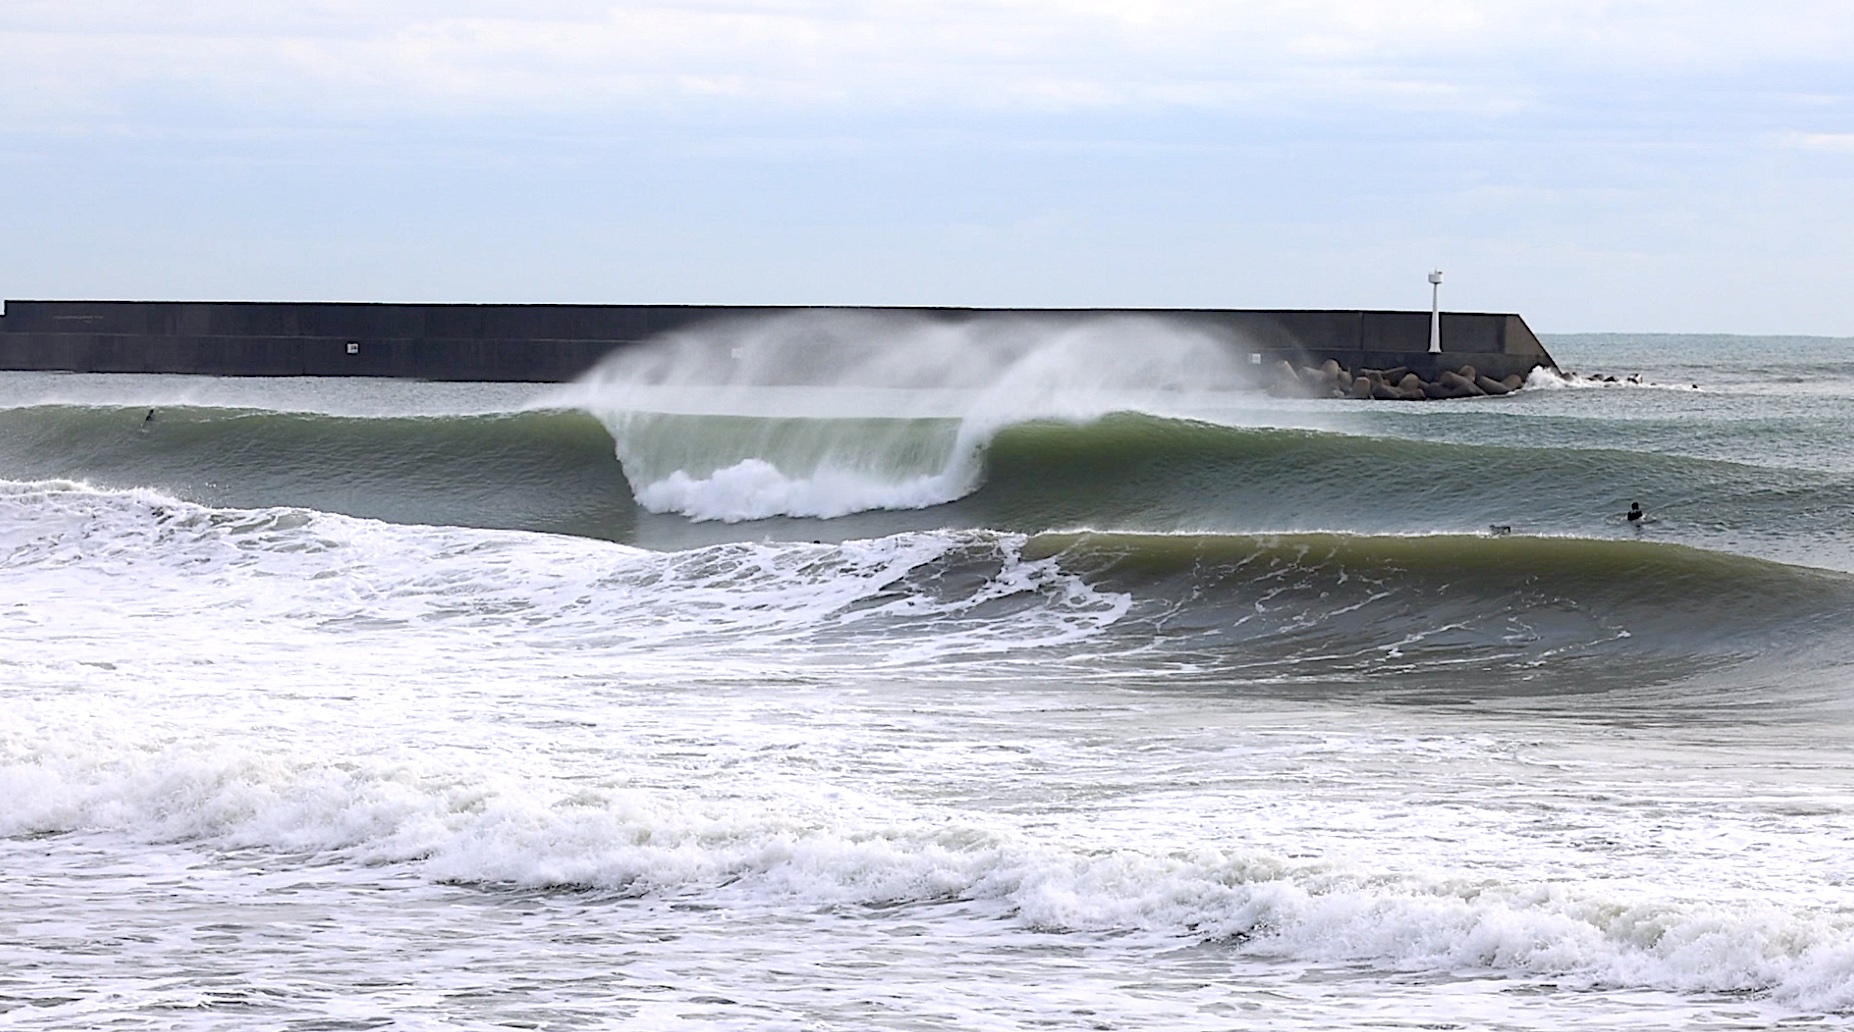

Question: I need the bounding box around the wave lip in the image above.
[556,310,1273,522]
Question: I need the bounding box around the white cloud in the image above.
[1,1,1850,126]
[1780,131,1854,152]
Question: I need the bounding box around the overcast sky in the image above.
[2,1,1850,333]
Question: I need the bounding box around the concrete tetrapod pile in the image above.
[1267,358,1527,400]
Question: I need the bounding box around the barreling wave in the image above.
[599,409,974,521]
[9,399,1854,573]
[552,308,1336,523]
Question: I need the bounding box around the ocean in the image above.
[4,315,1854,1030]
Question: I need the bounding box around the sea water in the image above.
[4,322,1854,1029]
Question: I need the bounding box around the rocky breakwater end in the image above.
[1266,358,1526,401]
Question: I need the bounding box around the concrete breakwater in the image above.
[0,301,1557,384]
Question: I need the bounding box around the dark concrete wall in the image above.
[0,301,1556,382]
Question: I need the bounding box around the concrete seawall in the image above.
[0,301,1556,383]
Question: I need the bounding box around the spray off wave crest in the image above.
[553,311,1266,521]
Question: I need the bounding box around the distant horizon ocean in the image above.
[4,318,1854,1030]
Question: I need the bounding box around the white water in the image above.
[8,476,1854,1028]
[552,312,1272,521]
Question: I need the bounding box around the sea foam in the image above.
[0,478,1128,668]
[8,481,1854,1017]
[6,718,1854,1012]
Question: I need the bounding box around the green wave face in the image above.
[8,403,1854,570]
[1006,530,1854,706]
[6,396,1853,703]
[960,414,1854,568]
[0,405,640,541]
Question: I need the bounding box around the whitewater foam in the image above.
[0,479,1130,671]
[553,311,1273,521]
[9,707,1854,1012]
[11,472,1854,1022]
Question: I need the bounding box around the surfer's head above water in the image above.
[1627,502,1644,522]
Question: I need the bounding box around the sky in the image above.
[1,1,1851,333]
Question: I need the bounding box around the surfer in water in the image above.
[144,409,155,423]
[1626,501,1644,523]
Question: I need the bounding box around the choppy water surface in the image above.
[4,321,1854,1029]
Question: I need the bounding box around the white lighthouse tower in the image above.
[1427,269,1444,354]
